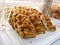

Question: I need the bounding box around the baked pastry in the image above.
[40,14,56,31]
[9,14,36,38]
[49,5,60,19]
[9,6,56,38]
[29,14,45,34]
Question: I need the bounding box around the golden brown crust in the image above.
[9,6,56,38]
[49,5,60,19]
[40,15,56,31]
[29,15,45,34]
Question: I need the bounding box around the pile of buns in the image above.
[9,6,56,38]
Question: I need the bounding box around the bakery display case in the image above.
[0,0,60,45]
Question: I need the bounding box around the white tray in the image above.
[1,1,60,45]
[1,17,60,45]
